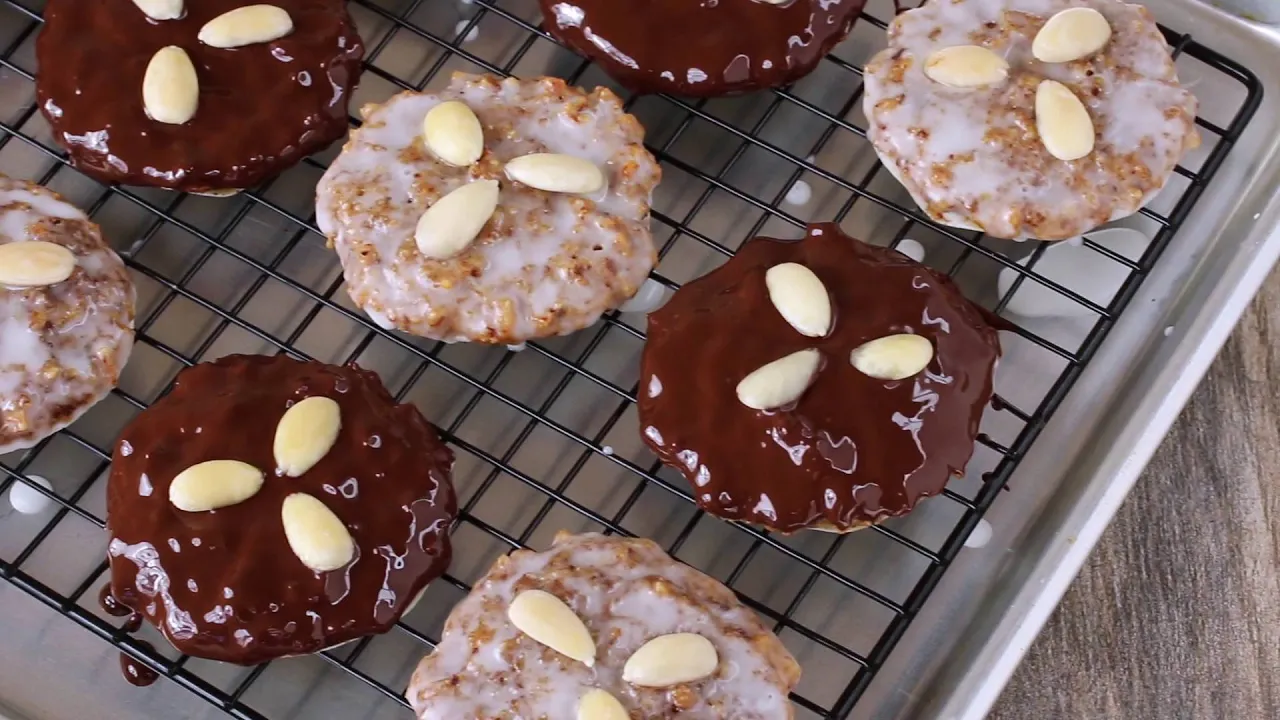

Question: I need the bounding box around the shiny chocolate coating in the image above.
[36,0,364,192]
[637,224,1001,532]
[106,354,457,665]
[539,0,868,96]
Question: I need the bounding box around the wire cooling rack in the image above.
[0,0,1263,718]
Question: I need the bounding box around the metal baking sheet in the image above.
[1,0,1278,718]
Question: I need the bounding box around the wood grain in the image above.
[990,271,1280,719]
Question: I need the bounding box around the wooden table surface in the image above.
[989,271,1280,718]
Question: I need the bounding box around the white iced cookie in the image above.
[407,532,801,719]
[316,73,661,344]
[0,176,135,455]
[862,0,1198,240]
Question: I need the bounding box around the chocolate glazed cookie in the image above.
[638,224,1001,533]
[36,1,363,192]
[540,0,868,96]
[105,354,457,665]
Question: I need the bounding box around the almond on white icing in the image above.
[1033,7,1112,63]
[1035,80,1095,161]
[507,589,596,666]
[923,45,1009,88]
[0,241,76,287]
[622,633,719,687]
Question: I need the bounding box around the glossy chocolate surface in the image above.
[638,224,1002,532]
[539,0,867,96]
[36,0,363,192]
[106,354,457,665]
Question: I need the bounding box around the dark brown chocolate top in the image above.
[106,354,457,665]
[539,0,867,96]
[35,0,363,192]
[637,223,1001,532]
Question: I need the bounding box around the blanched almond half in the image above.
[505,154,605,195]
[423,101,484,167]
[273,396,341,477]
[507,589,596,666]
[1035,80,1095,161]
[849,333,934,380]
[765,262,831,337]
[923,45,1009,88]
[735,349,821,411]
[281,493,355,573]
[199,5,294,49]
[622,633,719,687]
[169,460,265,512]
[132,0,183,20]
[577,689,629,720]
[0,241,76,287]
[143,46,198,125]
[1032,7,1112,63]
[414,179,500,259]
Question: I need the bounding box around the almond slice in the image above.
[169,460,265,512]
[281,493,355,573]
[504,154,605,195]
[1035,80,1095,161]
[273,396,342,477]
[735,349,821,411]
[415,179,500,259]
[199,5,294,49]
[0,241,76,287]
[622,633,719,687]
[423,101,484,167]
[849,333,933,380]
[765,262,832,337]
[577,689,628,720]
[1032,7,1112,63]
[132,0,184,20]
[923,45,1009,88]
[143,46,199,125]
[507,589,596,666]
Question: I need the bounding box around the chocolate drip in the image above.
[637,223,1002,532]
[120,644,160,688]
[36,0,363,192]
[539,0,867,96]
[106,355,457,665]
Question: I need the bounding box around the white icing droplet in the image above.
[601,445,614,456]
[964,519,993,548]
[507,343,527,352]
[784,180,812,206]
[895,238,926,263]
[620,278,668,313]
[8,475,52,514]
[1163,326,1174,337]
[997,227,1149,318]
[367,434,382,448]
[138,473,153,497]
[647,374,663,398]
[454,19,479,43]
[119,440,134,457]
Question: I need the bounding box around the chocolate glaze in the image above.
[36,0,364,192]
[106,354,457,665]
[120,644,160,688]
[637,223,1002,532]
[539,0,868,96]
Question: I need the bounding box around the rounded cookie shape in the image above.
[105,354,458,664]
[637,224,1002,533]
[316,73,660,344]
[407,531,801,719]
[862,0,1198,240]
[36,0,364,192]
[0,175,135,455]
[541,0,868,96]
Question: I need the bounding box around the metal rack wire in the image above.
[0,0,1262,718]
